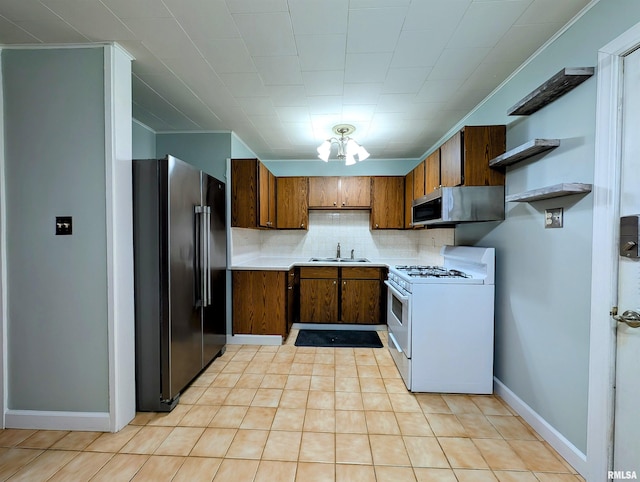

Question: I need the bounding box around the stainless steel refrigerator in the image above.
[132,155,227,411]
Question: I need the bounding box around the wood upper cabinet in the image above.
[370,176,404,229]
[231,158,276,228]
[439,125,506,187]
[299,267,339,323]
[308,176,370,209]
[412,161,425,199]
[424,150,441,194]
[340,176,371,208]
[341,268,383,325]
[404,169,414,229]
[258,162,276,228]
[276,177,308,229]
[232,270,287,336]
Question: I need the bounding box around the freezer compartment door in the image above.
[163,156,205,402]
[203,174,227,364]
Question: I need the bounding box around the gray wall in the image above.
[156,132,230,182]
[132,120,156,159]
[263,158,418,177]
[3,48,109,411]
[456,0,640,453]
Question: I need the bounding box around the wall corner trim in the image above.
[494,378,587,477]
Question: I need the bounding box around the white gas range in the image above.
[385,245,495,394]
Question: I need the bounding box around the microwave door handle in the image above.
[384,280,409,301]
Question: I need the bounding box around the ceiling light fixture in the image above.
[317,124,370,166]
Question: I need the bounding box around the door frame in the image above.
[587,20,640,481]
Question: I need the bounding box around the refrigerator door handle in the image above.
[194,205,205,307]
[205,206,212,306]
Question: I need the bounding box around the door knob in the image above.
[614,309,640,328]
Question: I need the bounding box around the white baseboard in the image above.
[494,378,587,477]
[5,409,111,432]
[226,334,282,345]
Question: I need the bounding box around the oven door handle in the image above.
[384,280,410,301]
[388,331,403,354]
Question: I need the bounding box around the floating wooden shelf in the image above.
[489,139,560,168]
[506,183,592,202]
[508,67,594,116]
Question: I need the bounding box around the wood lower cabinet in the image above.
[341,267,383,325]
[299,266,384,324]
[277,176,308,229]
[287,268,298,333]
[232,270,288,336]
[371,176,404,229]
[299,267,339,323]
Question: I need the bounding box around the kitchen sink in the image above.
[308,257,370,263]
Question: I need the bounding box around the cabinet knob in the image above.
[343,281,346,285]
[342,202,346,206]
[300,223,305,228]
[333,281,337,285]
[333,201,337,206]
[375,223,379,228]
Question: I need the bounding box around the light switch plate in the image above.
[545,208,563,228]
[56,216,72,235]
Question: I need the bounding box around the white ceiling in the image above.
[0,0,592,161]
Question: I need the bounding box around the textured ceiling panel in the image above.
[0,0,593,161]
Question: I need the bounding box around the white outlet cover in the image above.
[545,208,563,228]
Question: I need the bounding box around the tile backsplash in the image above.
[231,211,454,265]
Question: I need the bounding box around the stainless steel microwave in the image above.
[411,186,505,226]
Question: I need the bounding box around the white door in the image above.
[613,46,640,474]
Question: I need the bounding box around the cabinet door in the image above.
[232,271,286,336]
[299,278,338,323]
[231,159,258,228]
[340,176,371,208]
[258,162,275,228]
[462,125,506,186]
[371,176,404,229]
[341,279,381,324]
[277,177,309,229]
[440,131,463,187]
[309,177,339,207]
[424,150,441,194]
[404,170,414,228]
[412,161,425,199]
[287,269,298,333]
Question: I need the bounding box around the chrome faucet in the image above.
[351,249,355,259]
[336,242,341,258]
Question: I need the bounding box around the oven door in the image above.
[384,280,411,358]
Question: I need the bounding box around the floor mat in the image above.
[294,329,383,348]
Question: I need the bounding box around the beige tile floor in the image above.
[0,330,583,481]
